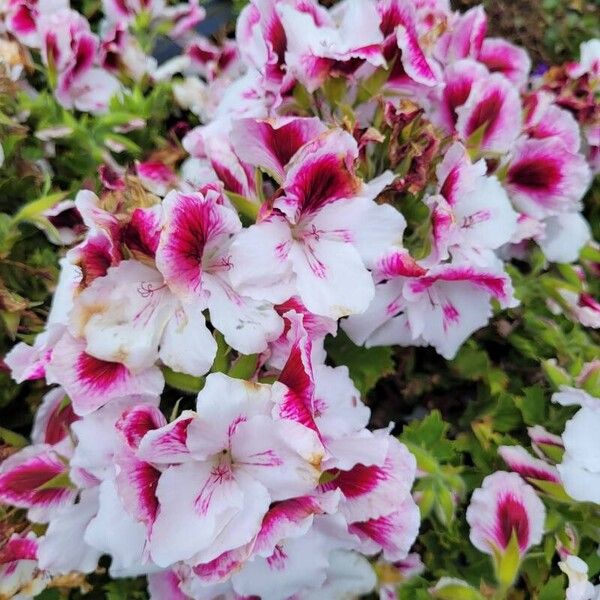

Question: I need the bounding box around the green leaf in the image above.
[36,470,74,491]
[430,579,485,600]
[212,331,231,373]
[0,426,29,448]
[516,386,546,426]
[356,67,390,103]
[401,411,456,462]
[581,244,600,263]
[162,366,204,394]
[530,479,572,503]
[104,578,148,600]
[12,191,68,225]
[451,342,490,380]
[538,575,566,600]
[537,442,564,463]
[494,530,521,587]
[228,354,258,380]
[225,191,260,221]
[581,366,600,398]
[325,331,394,396]
[542,359,572,389]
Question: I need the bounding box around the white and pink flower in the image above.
[466,471,545,557]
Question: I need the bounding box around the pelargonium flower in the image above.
[434,5,487,63]
[377,0,441,90]
[478,37,531,88]
[505,137,592,219]
[523,91,582,153]
[230,126,405,319]
[5,0,67,47]
[498,445,561,492]
[432,58,488,134]
[155,187,284,354]
[466,471,545,557]
[146,372,324,567]
[0,533,48,600]
[455,72,521,153]
[102,0,165,24]
[426,141,518,263]
[0,445,76,521]
[343,257,517,359]
[277,0,385,92]
[36,9,121,113]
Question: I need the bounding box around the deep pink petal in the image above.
[116,404,167,450]
[0,449,74,510]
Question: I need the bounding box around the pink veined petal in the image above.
[115,448,161,530]
[455,73,521,153]
[137,412,195,464]
[230,116,327,182]
[466,471,546,555]
[147,570,191,600]
[7,4,38,44]
[136,161,178,197]
[3,325,62,384]
[348,494,420,561]
[116,404,167,450]
[436,5,487,62]
[289,236,375,319]
[527,425,564,453]
[0,447,75,511]
[253,492,340,558]
[478,37,531,89]
[434,59,488,133]
[275,129,360,223]
[203,135,257,199]
[56,67,121,115]
[506,137,592,218]
[186,372,273,460]
[319,437,416,523]
[192,546,250,585]
[231,416,323,501]
[394,4,439,87]
[45,333,164,416]
[149,461,245,566]
[122,206,162,259]
[498,445,560,485]
[436,140,485,206]
[275,313,319,435]
[0,534,38,564]
[156,190,241,301]
[406,265,514,307]
[228,216,296,306]
[526,103,581,154]
[68,232,122,289]
[374,249,427,280]
[31,387,78,447]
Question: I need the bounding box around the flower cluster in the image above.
[0,0,598,598]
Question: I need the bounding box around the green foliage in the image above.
[325,330,395,396]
